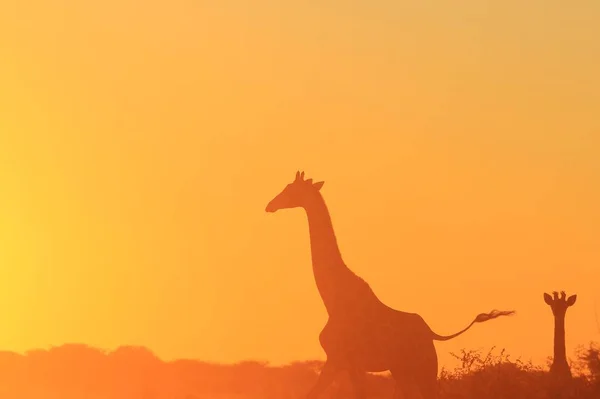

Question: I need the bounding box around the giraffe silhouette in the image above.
[544,291,576,383]
[265,171,515,399]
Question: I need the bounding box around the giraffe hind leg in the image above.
[392,378,422,399]
[392,340,439,399]
[391,367,439,399]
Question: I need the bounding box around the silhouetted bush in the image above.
[0,343,598,398]
[438,346,599,399]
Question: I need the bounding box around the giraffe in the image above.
[265,171,515,399]
[544,291,577,381]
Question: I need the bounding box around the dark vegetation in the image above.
[0,343,598,398]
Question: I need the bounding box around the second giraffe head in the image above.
[265,171,325,213]
[544,291,577,317]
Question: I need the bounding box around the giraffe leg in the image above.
[347,368,368,399]
[391,368,437,399]
[306,360,340,399]
[392,383,406,399]
[394,381,423,399]
[414,341,439,399]
[391,370,424,399]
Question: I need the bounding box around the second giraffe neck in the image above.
[553,315,567,364]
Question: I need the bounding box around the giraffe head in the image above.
[544,291,577,317]
[265,171,324,213]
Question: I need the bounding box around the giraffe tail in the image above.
[430,309,516,342]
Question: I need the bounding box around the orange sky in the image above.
[0,0,599,371]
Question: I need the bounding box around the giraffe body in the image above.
[266,172,515,399]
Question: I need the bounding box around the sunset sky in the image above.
[1,1,599,371]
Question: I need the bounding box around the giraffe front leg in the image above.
[306,360,340,399]
[347,368,368,399]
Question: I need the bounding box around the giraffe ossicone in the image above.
[544,290,577,381]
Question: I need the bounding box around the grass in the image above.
[0,342,597,398]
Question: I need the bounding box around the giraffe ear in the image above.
[566,295,577,306]
[543,293,553,305]
[313,181,325,190]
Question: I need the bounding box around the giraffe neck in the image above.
[304,193,377,316]
[305,194,344,269]
[553,315,568,365]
